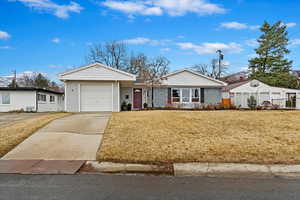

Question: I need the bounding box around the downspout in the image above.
[36,90,38,112]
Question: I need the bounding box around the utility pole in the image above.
[12,70,17,88]
[216,50,224,79]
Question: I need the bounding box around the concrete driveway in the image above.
[1,113,111,160]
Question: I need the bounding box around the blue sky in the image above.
[1,0,300,81]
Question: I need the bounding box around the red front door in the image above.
[133,88,142,109]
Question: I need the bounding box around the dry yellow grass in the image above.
[98,110,300,164]
[0,113,71,157]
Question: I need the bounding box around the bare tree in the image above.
[19,74,35,87]
[142,56,170,108]
[127,53,148,75]
[86,41,128,70]
[192,59,227,79]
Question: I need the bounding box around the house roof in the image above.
[58,62,136,81]
[225,79,300,92]
[0,87,64,95]
[163,68,227,86]
[222,80,250,92]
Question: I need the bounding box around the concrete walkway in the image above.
[1,113,111,160]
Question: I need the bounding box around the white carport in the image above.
[58,62,136,112]
[230,80,300,109]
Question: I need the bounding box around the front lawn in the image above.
[98,110,300,164]
[0,112,71,157]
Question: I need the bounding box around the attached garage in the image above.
[80,83,113,112]
[58,62,136,112]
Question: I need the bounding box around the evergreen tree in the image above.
[249,21,297,88]
[34,73,49,89]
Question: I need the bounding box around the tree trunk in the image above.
[151,84,154,108]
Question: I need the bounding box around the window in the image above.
[171,88,201,103]
[2,93,10,104]
[50,95,55,102]
[192,89,200,102]
[182,88,190,103]
[38,94,46,102]
[172,89,180,102]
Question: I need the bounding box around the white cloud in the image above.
[9,0,83,19]
[280,22,297,28]
[290,39,300,46]
[177,42,243,54]
[285,22,297,28]
[48,64,65,69]
[0,31,11,39]
[245,39,258,47]
[102,1,162,16]
[221,22,247,30]
[51,37,60,43]
[160,47,170,52]
[102,0,225,17]
[123,37,171,46]
[0,46,11,49]
[123,37,152,44]
[249,25,260,30]
[220,22,259,30]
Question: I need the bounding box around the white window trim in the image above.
[0,93,11,105]
[171,88,201,103]
[50,95,56,104]
[38,94,47,103]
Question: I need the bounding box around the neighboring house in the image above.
[58,62,227,112]
[223,79,300,109]
[219,71,249,84]
[0,87,64,112]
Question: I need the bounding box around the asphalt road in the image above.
[0,174,300,200]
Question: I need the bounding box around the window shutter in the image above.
[200,88,205,103]
[167,88,171,104]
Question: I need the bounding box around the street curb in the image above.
[80,161,173,175]
[81,161,300,178]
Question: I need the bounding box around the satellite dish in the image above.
[250,80,260,87]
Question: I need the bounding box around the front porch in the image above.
[119,85,222,111]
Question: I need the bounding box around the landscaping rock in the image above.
[174,163,208,176]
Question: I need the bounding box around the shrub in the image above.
[121,101,127,111]
[143,103,148,109]
[247,96,257,110]
[272,104,280,110]
[127,103,132,111]
[8,109,25,113]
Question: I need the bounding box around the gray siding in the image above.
[120,87,132,105]
[204,88,222,104]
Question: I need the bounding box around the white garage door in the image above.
[80,83,112,112]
